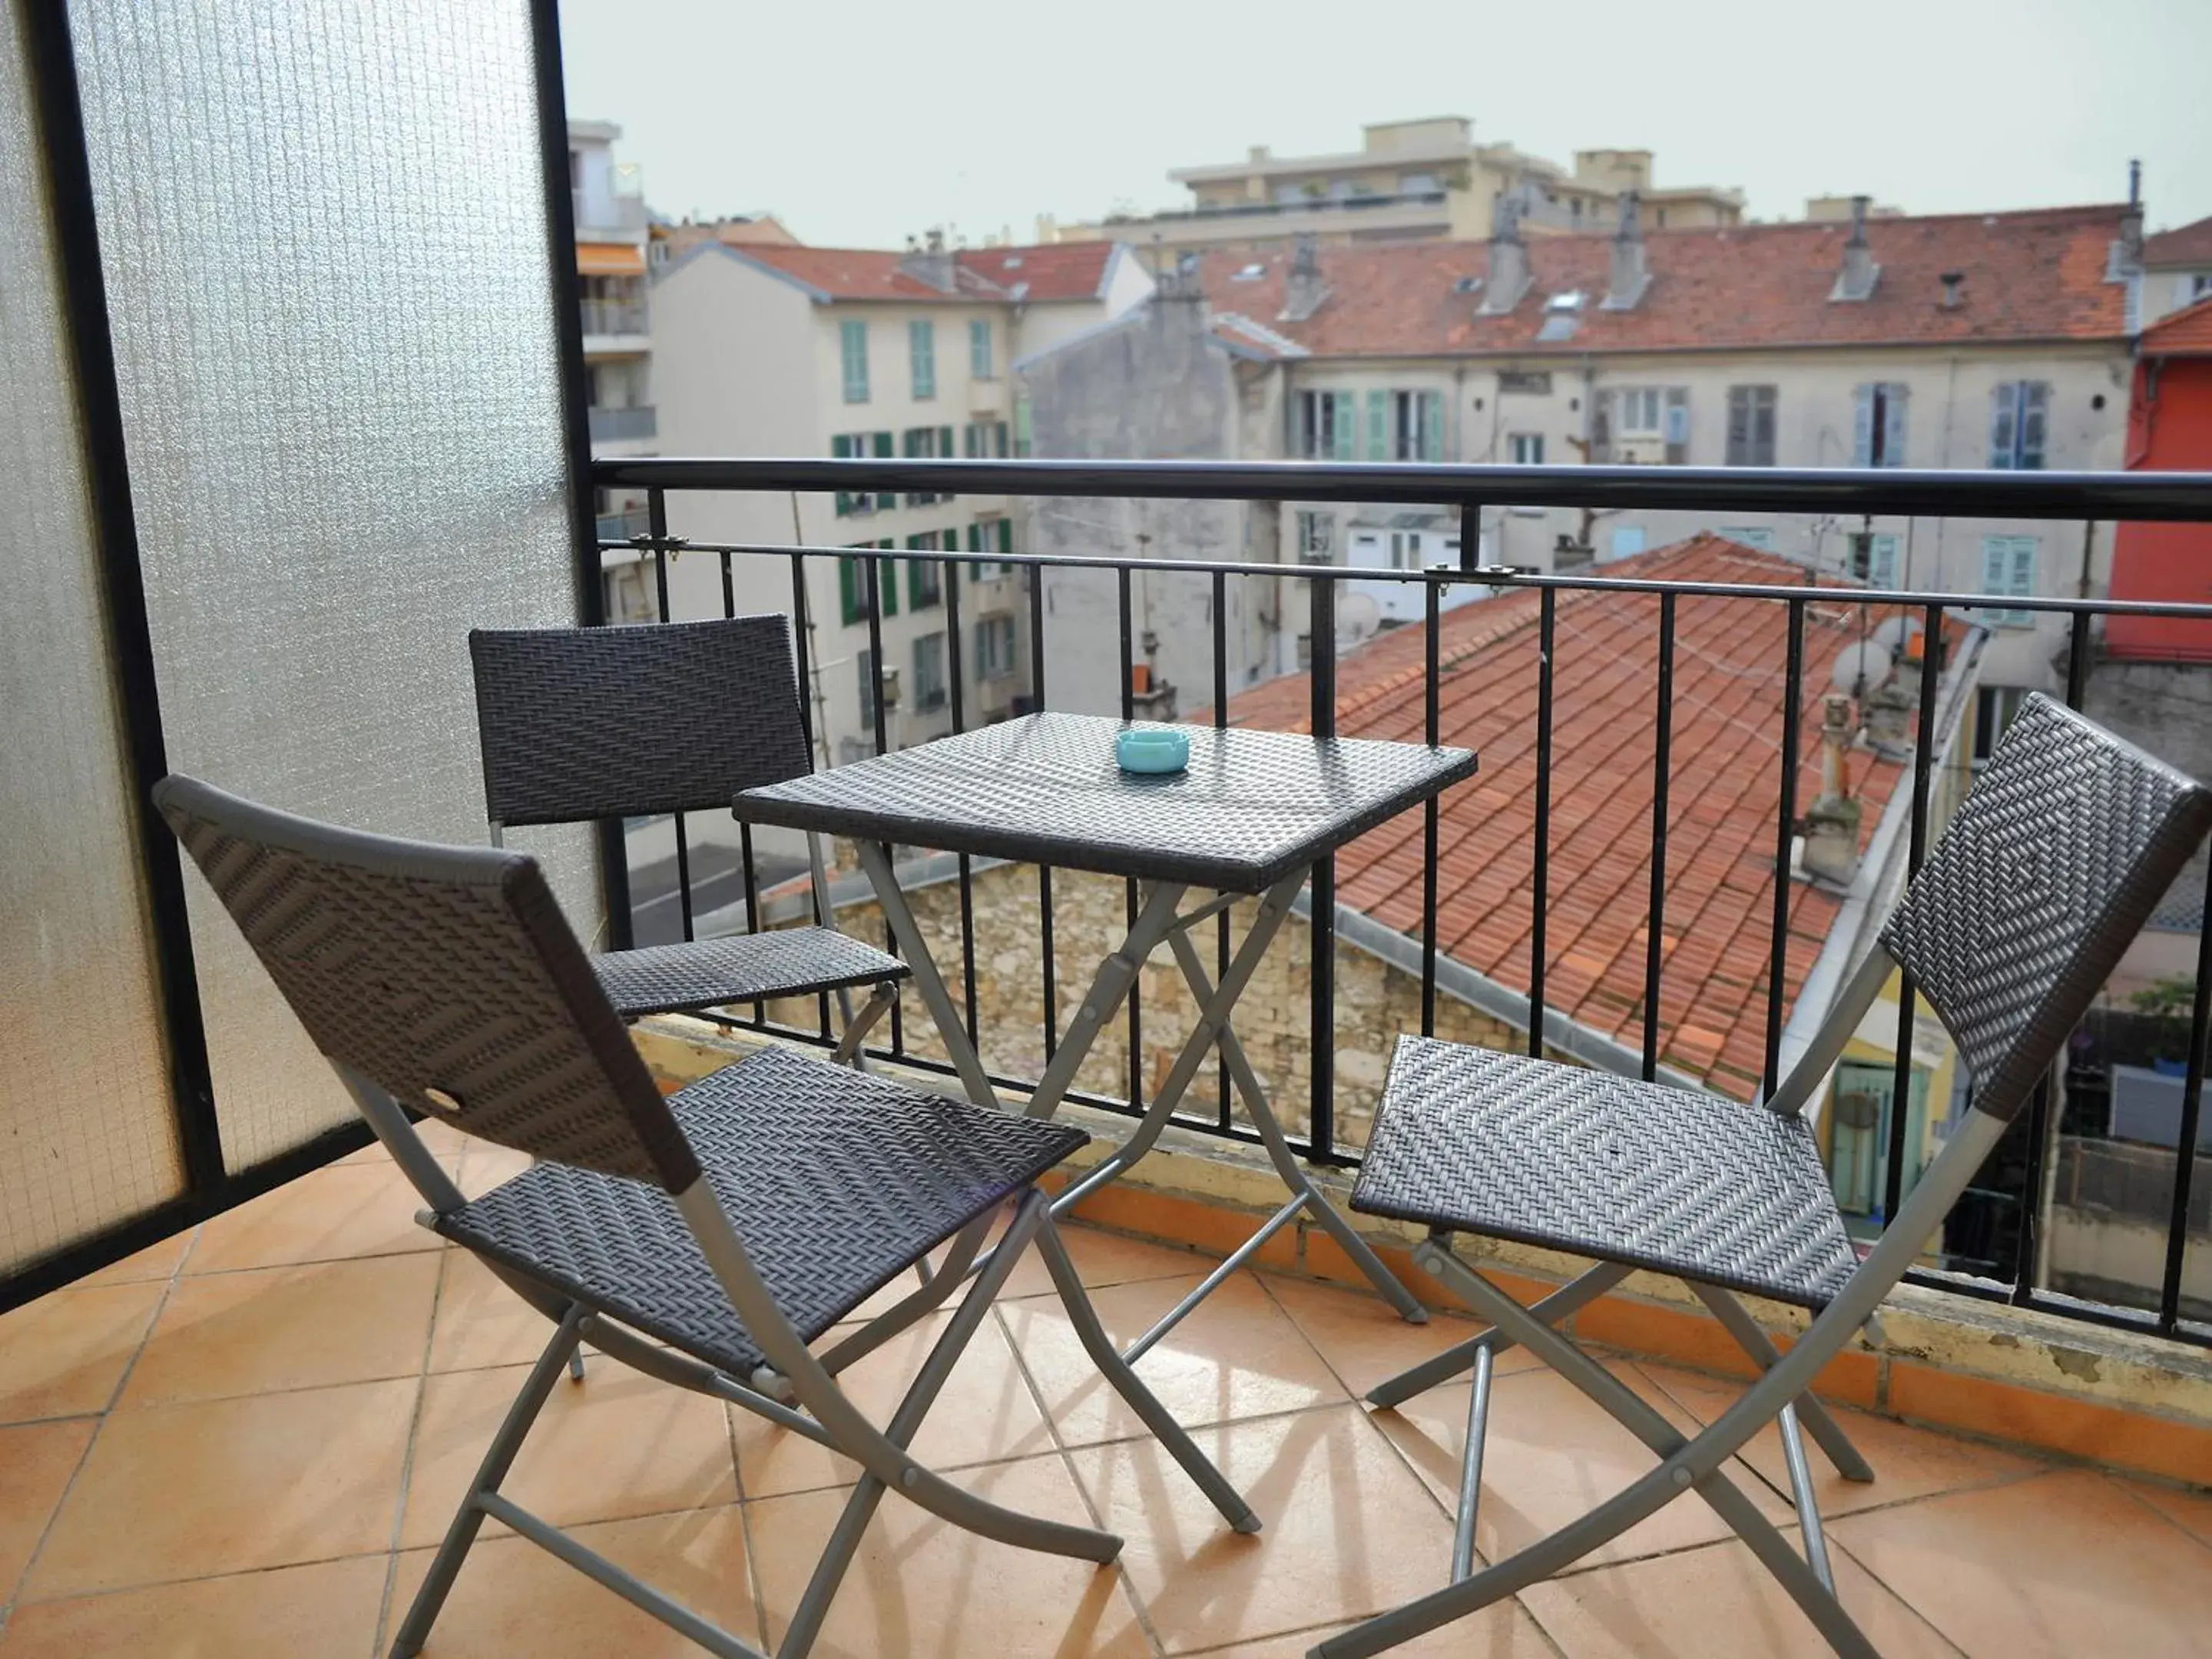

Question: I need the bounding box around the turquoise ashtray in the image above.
[1117,728,1190,774]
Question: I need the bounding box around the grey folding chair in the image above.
[1317,694,2212,1658]
[469,615,902,1063]
[154,775,1258,1659]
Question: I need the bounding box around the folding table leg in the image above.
[855,840,998,1107]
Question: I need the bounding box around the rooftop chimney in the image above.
[1478,195,1531,315]
[1800,694,1864,886]
[1279,232,1330,323]
[2109,160,2144,283]
[1829,195,1879,303]
[897,226,958,293]
[1602,190,1650,310]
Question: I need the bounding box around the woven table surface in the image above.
[733,714,1476,892]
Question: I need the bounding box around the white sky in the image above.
[559,0,2212,249]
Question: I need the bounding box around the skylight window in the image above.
[1545,290,1586,313]
[1234,263,1266,281]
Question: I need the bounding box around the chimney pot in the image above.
[1478,195,1531,315]
[1603,190,1649,310]
[1278,232,1330,322]
[1830,199,1879,302]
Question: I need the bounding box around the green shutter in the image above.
[1422,391,1444,462]
[832,433,852,515]
[996,519,1013,557]
[873,431,895,510]
[839,557,862,625]
[911,320,935,399]
[1333,392,1356,461]
[840,320,869,402]
[879,553,898,616]
[1366,391,1387,460]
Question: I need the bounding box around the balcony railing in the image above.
[587,404,655,442]
[580,299,648,338]
[591,454,2212,1349]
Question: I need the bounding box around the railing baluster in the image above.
[1310,575,1338,1161]
[1031,566,1057,1058]
[863,553,902,1055]
[946,555,978,1048]
[2161,884,2212,1332]
[1764,598,1806,1095]
[1421,575,1440,1038]
[1529,588,1555,1059]
[1119,566,1141,1114]
[1641,591,1675,1081]
[739,820,761,1023]
[1214,568,1231,1130]
[649,486,671,622]
[720,548,735,619]
[1883,602,1946,1225]
[789,551,830,1039]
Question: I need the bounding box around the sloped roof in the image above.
[2145,214,2212,268]
[1196,203,2131,358]
[1221,535,1930,1098]
[727,241,1119,304]
[2141,293,2212,356]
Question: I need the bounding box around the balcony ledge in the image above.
[637,1012,2212,1489]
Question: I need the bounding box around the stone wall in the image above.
[756,859,1522,1152]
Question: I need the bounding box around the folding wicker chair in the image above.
[154,774,1259,1659]
[469,616,902,1062]
[1317,694,2212,1659]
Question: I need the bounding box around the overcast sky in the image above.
[560,0,2212,249]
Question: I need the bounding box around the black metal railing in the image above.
[593,454,2212,1346]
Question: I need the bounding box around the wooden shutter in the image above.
[839,557,863,625]
[996,519,1013,555]
[1422,391,1444,462]
[1333,391,1356,461]
[1366,391,1387,460]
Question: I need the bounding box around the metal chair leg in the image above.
[1689,1283,1875,1483]
[1366,1260,1632,1409]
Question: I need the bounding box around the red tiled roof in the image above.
[2145,214,2212,268]
[729,241,1118,305]
[1221,535,1930,1098]
[2142,293,2212,356]
[1197,204,2130,357]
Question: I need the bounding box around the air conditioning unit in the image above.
[1617,435,1666,465]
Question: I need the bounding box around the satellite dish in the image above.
[1336,591,1382,644]
[1830,640,1893,697]
[1870,616,1923,654]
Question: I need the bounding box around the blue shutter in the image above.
[1853,385,1874,467]
[2019,382,2048,470]
[1422,391,1444,462]
[1333,392,1356,461]
[1990,382,2018,468]
[969,318,991,378]
[841,320,869,403]
[1882,383,1908,468]
[1366,391,1387,460]
[910,320,935,399]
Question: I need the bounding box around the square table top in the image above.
[733,713,1477,892]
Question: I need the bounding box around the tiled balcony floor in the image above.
[3,1131,2210,1657]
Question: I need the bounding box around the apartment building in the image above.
[1042,116,1743,269]
[2141,210,2212,329]
[1021,193,2144,737]
[571,119,660,620]
[649,233,1151,786]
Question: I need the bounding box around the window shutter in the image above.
[1366,390,1387,461]
[872,430,895,510]
[1664,388,1689,464]
[910,320,935,399]
[2019,383,2048,470]
[965,523,980,553]
[1882,383,1908,468]
[1990,383,2018,468]
[880,555,898,616]
[2010,536,2036,598]
[832,433,853,515]
[839,557,862,625]
[996,519,1013,555]
[1422,391,1444,461]
[1853,386,1874,467]
[1591,390,1613,462]
[939,425,954,464]
[907,558,923,609]
[1754,387,1776,466]
[1726,387,1749,463]
[1869,535,1898,587]
[1333,391,1356,461]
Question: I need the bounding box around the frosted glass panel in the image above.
[0,2,184,1271]
[73,0,594,1170]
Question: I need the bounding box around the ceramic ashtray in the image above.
[1116,728,1190,774]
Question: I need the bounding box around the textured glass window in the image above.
[73,0,594,1171]
[0,4,183,1271]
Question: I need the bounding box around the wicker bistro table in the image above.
[733,711,1478,1359]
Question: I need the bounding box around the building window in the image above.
[963,420,1010,459]
[831,433,866,516]
[1854,382,1909,468]
[1295,510,1334,564]
[912,631,947,712]
[1508,432,1545,466]
[1296,390,1356,459]
[1972,685,2028,767]
[1386,389,1445,461]
[840,319,869,403]
[839,542,897,627]
[2190,273,2212,301]
[1726,385,1778,466]
[976,614,1018,680]
[1978,535,2038,626]
[909,320,935,399]
[1717,525,1777,551]
[1828,1061,1928,1218]
[1989,381,2048,469]
[966,516,1017,576]
[1847,531,1900,586]
[905,539,944,609]
[1398,171,1439,196]
[1498,371,1551,396]
[1617,386,1664,436]
[969,318,993,378]
[902,426,955,504]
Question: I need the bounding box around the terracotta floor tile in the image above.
[747,1452,1152,1659]
[0,1420,94,1601]
[998,1270,1348,1449]
[23,1378,416,1597]
[733,1309,1053,1500]
[427,1250,567,1373]
[836,1216,1207,1326]
[1369,1360,1790,1570]
[2118,1475,2212,1548]
[454,1137,535,1198]
[1066,1403,1452,1654]
[119,1252,440,1407]
[184,1163,441,1274]
[402,1362,737,1548]
[1831,1468,2212,1657]
[0,1283,166,1424]
[1259,1273,1538,1401]
[387,1506,759,1657]
[1177,1606,1550,1657]
[74,1230,192,1288]
[1518,1530,1955,1658]
[1636,1360,2043,1517]
[0,1554,389,1657]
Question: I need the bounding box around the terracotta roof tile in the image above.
[1197,204,2130,357]
[729,241,1117,305]
[1221,535,1935,1098]
[2145,214,2212,268]
[2142,293,2212,356]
